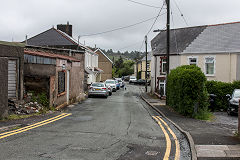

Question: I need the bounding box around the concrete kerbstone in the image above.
[141,94,197,160]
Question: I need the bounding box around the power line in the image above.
[127,0,161,9]
[173,0,188,26]
[80,14,166,37]
[146,3,165,35]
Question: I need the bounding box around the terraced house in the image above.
[151,22,240,97]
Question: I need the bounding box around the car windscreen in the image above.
[105,81,115,84]
[233,90,240,98]
[92,83,104,87]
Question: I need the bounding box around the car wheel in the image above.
[109,92,112,96]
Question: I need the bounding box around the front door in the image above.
[159,79,166,96]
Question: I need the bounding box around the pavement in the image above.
[141,91,240,160]
[0,84,191,160]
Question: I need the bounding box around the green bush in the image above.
[167,65,209,118]
[206,80,240,111]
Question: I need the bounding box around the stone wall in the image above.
[0,58,8,119]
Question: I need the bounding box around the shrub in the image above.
[205,80,240,111]
[167,65,209,118]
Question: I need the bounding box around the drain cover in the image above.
[145,151,159,156]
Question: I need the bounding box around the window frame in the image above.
[161,58,167,74]
[204,56,216,77]
[187,56,198,66]
[58,71,66,95]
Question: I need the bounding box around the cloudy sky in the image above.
[1,0,240,52]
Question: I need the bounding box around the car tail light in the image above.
[102,88,107,90]
[89,87,92,90]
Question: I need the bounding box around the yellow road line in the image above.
[0,113,68,136]
[153,116,171,160]
[157,116,180,160]
[0,113,71,140]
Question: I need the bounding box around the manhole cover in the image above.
[145,151,159,156]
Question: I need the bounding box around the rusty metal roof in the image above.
[24,49,80,62]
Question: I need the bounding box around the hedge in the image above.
[205,80,240,111]
[166,65,209,117]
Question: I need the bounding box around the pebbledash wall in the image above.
[24,46,85,108]
[180,53,240,82]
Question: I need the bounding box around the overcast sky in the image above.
[1,0,240,52]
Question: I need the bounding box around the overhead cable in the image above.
[146,3,165,35]
[80,13,166,37]
[127,0,162,9]
[173,0,188,26]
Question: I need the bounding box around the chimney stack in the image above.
[57,21,72,37]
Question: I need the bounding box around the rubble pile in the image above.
[9,99,43,115]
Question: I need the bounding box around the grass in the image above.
[194,109,214,121]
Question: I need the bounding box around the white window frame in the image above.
[161,58,167,74]
[204,55,216,77]
[188,56,198,66]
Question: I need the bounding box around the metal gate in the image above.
[8,59,17,99]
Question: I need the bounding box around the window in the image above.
[147,62,150,71]
[205,56,215,76]
[188,57,198,65]
[58,71,65,94]
[161,58,167,74]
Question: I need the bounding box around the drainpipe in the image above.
[229,52,231,82]
[154,56,157,93]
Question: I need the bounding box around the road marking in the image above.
[153,116,171,160]
[157,116,180,160]
[0,113,71,140]
[0,113,68,136]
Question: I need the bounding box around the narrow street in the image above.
[0,84,191,160]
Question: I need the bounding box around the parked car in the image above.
[226,89,240,115]
[115,80,120,90]
[105,79,117,92]
[88,82,109,98]
[129,76,137,84]
[134,79,146,85]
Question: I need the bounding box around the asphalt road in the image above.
[0,84,191,160]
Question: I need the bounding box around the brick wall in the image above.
[0,58,8,119]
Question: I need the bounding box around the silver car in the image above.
[88,82,109,98]
[105,79,117,92]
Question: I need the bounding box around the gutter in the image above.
[141,94,197,160]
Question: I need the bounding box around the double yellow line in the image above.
[0,113,72,140]
[153,116,180,160]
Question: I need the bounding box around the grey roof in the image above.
[152,22,240,55]
[183,22,240,54]
[151,25,206,55]
[141,52,152,61]
[27,28,77,46]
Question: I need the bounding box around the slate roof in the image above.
[151,22,240,55]
[26,28,85,50]
[183,22,240,54]
[151,25,206,55]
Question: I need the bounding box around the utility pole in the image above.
[166,0,170,75]
[145,35,148,92]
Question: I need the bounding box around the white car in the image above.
[105,79,117,92]
[129,76,137,84]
